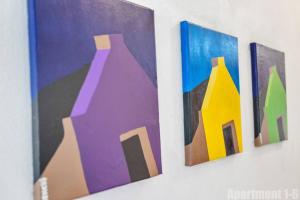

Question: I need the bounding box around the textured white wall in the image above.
[0,0,299,200]
[0,0,33,199]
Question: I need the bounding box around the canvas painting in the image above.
[29,0,162,199]
[250,43,288,147]
[180,21,243,166]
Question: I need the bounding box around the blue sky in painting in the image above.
[181,21,240,93]
[29,0,157,98]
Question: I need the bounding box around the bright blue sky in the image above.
[181,21,240,93]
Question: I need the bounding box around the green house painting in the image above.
[250,43,288,147]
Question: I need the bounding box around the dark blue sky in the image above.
[33,0,157,92]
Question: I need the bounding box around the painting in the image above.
[29,0,162,199]
[250,43,288,146]
[180,21,243,166]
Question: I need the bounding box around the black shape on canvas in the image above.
[121,135,150,182]
[37,64,90,178]
[277,117,285,141]
[223,126,235,156]
[183,80,209,145]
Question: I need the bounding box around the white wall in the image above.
[0,0,299,199]
[0,0,33,199]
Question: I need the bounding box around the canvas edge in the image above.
[119,0,155,12]
[27,0,41,183]
[180,21,193,166]
[250,43,263,147]
[184,21,238,41]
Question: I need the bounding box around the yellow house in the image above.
[201,57,243,161]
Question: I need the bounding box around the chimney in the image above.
[269,66,277,75]
[94,35,111,50]
[211,57,225,68]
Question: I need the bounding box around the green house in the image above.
[264,66,288,143]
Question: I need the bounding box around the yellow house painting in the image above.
[181,21,243,166]
[184,57,243,165]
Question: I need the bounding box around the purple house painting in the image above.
[29,0,162,199]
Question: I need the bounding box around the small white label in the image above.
[39,177,49,200]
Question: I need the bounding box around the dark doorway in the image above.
[223,126,235,156]
[121,135,150,182]
[222,122,239,156]
[277,116,285,141]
